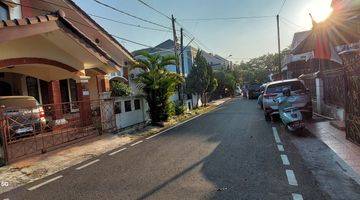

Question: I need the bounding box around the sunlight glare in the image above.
[307,0,333,22]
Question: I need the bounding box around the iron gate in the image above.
[345,57,360,145]
[0,99,115,164]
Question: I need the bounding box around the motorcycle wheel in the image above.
[264,113,271,121]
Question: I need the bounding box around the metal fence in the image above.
[323,68,346,107]
[0,99,115,164]
[302,78,316,100]
[345,57,360,145]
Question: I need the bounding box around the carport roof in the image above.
[0,10,120,73]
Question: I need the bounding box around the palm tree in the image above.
[132,52,184,124]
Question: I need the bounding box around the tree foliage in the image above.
[110,81,132,97]
[132,52,184,124]
[213,69,236,98]
[233,48,290,85]
[186,50,217,106]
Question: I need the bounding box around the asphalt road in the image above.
[1,98,354,199]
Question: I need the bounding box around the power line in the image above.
[111,35,152,48]
[181,27,212,52]
[280,17,308,30]
[280,19,301,31]
[278,0,287,15]
[132,1,202,54]
[63,17,157,48]
[88,14,171,32]
[136,0,171,20]
[131,0,225,57]
[178,15,275,22]
[93,0,171,30]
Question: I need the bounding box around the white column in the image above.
[316,78,324,114]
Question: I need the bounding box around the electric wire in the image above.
[93,0,171,30]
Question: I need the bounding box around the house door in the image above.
[0,81,11,96]
[40,80,50,104]
[60,79,79,113]
[60,79,70,113]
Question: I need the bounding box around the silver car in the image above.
[0,96,46,138]
[262,79,312,121]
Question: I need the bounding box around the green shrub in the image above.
[111,81,132,97]
[166,101,176,117]
[175,101,186,115]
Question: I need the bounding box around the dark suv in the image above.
[245,83,262,99]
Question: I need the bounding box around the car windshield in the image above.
[266,81,305,94]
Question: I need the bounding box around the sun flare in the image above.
[307,0,333,22]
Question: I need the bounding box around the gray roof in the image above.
[132,39,175,56]
[291,31,311,50]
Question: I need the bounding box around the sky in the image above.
[73,0,333,63]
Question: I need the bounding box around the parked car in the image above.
[0,96,46,139]
[257,83,267,108]
[262,79,312,121]
[244,83,262,99]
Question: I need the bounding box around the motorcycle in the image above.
[274,89,305,132]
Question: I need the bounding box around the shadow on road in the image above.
[137,99,296,199]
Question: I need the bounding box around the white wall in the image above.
[114,96,149,129]
[9,0,22,19]
[192,94,202,108]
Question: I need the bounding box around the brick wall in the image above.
[48,80,63,120]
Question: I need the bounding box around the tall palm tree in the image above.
[132,52,184,124]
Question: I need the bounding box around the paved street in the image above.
[1,98,359,200]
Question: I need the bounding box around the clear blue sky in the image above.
[73,0,333,63]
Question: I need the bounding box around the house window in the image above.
[114,102,121,114]
[26,77,40,102]
[124,100,132,112]
[0,2,9,20]
[134,99,141,110]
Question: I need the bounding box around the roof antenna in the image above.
[309,13,316,28]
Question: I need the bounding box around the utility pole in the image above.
[171,15,182,102]
[171,15,180,74]
[180,28,185,76]
[276,14,282,77]
[180,28,185,104]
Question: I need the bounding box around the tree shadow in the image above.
[136,100,292,199]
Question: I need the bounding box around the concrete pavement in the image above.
[1,98,359,199]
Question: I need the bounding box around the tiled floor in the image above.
[307,121,360,175]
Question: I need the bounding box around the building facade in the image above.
[0,0,134,105]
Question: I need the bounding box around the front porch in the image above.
[0,11,120,164]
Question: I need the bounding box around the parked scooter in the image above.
[274,88,305,132]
